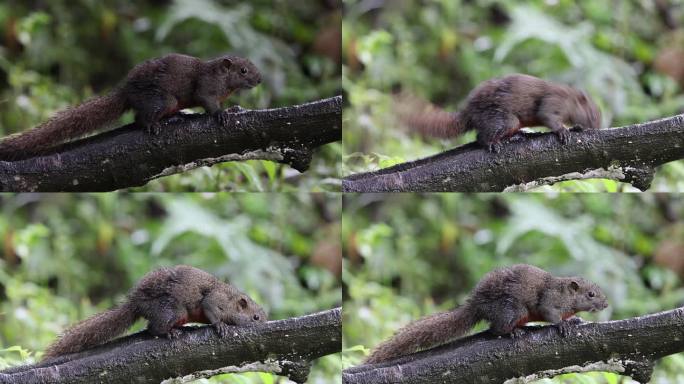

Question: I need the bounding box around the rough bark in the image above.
[0,307,341,384]
[0,96,341,192]
[343,113,684,192]
[343,307,684,384]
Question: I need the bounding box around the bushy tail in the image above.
[0,89,127,160]
[43,301,137,359]
[364,305,478,364]
[394,94,465,139]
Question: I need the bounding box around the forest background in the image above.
[343,0,684,191]
[0,193,342,384]
[0,0,341,191]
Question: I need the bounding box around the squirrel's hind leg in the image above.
[144,303,188,338]
[486,301,528,336]
[130,92,178,135]
[475,112,521,152]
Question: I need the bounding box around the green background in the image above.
[342,193,684,383]
[342,0,684,191]
[0,193,342,384]
[0,0,341,192]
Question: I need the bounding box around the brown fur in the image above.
[397,74,602,152]
[44,265,267,359]
[365,264,608,364]
[0,54,261,160]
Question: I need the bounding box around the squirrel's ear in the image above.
[215,58,232,74]
[569,280,580,291]
[238,297,248,309]
[578,91,588,104]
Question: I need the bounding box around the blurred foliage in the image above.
[0,0,341,192]
[342,0,684,191]
[0,193,342,384]
[342,193,684,382]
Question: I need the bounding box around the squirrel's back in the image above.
[129,265,228,310]
[469,264,551,306]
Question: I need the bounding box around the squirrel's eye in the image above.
[253,314,260,321]
[588,291,595,298]
[240,67,248,74]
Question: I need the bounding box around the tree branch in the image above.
[343,307,684,384]
[0,96,341,192]
[0,307,341,384]
[343,114,684,192]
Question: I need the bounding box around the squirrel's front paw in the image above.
[213,322,230,338]
[565,316,584,325]
[146,122,162,136]
[487,142,502,153]
[555,320,576,337]
[507,132,527,142]
[570,124,585,132]
[166,328,183,340]
[214,112,229,126]
[555,129,571,145]
[510,328,526,338]
[224,105,245,114]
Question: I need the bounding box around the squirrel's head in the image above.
[212,56,262,91]
[229,293,268,326]
[566,277,608,313]
[570,90,602,130]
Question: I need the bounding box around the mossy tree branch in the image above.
[343,307,684,384]
[1,307,341,384]
[0,96,341,192]
[343,114,684,192]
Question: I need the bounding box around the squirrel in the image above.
[364,264,608,364]
[0,53,262,160]
[397,74,602,152]
[43,265,267,359]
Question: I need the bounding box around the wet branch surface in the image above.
[0,307,341,384]
[0,96,341,192]
[343,307,684,384]
[343,114,684,192]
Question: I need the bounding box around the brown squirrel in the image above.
[398,74,602,152]
[0,53,262,160]
[365,264,608,364]
[43,265,267,359]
